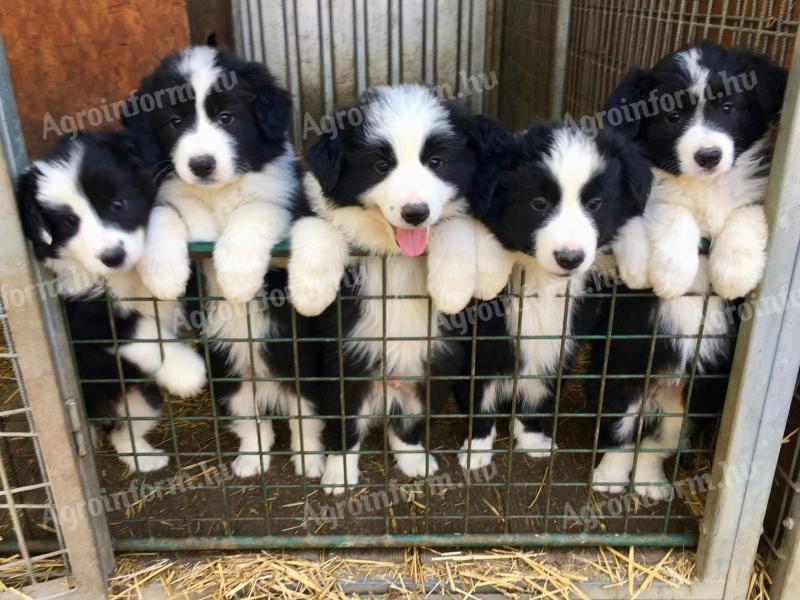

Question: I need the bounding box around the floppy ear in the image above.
[113,131,160,200]
[15,167,53,252]
[239,60,292,142]
[517,121,560,162]
[749,53,787,121]
[601,68,657,139]
[462,114,512,218]
[304,130,343,194]
[596,129,653,214]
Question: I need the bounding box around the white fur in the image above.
[474,221,515,299]
[390,433,439,478]
[321,444,361,495]
[458,426,497,471]
[426,214,477,314]
[612,216,651,289]
[511,418,556,456]
[592,452,632,494]
[109,388,169,472]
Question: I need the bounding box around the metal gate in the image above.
[1,1,800,598]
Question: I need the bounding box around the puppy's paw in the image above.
[321,455,360,495]
[709,249,764,300]
[395,450,439,479]
[213,243,266,302]
[428,277,474,315]
[458,437,495,471]
[591,455,630,495]
[232,453,271,478]
[474,265,510,301]
[613,217,651,289]
[139,253,191,300]
[157,347,206,397]
[634,481,674,502]
[292,452,326,479]
[118,444,169,473]
[288,264,341,316]
[515,430,556,459]
[649,253,698,299]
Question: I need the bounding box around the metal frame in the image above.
[0,36,113,597]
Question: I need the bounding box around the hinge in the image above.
[65,398,87,457]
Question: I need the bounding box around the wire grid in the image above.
[562,0,799,120]
[62,245,730,550]
[0,297,72,592]
[761,376,800,561]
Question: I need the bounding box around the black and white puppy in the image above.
[591,42,786,500]
[15,130,206,471]
[294,85,504,494]
[125,46,323,479]
[456,123,652,470]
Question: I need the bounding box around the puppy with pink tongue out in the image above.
[288,84,505,494]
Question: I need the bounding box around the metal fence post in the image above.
[695,37,800,599]
[0,35,114,597]
[549,0,571,119]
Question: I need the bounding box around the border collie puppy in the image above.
[124,47,323,479]
[294,85,505,494]
[591,42,786,500]
[455,123,652,470]
[15,130,206,471]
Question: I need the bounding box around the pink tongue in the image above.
[394,227,428,256]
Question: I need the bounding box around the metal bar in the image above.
[0,35,112,596]
[696,37,800,595]
[769,470,800,599]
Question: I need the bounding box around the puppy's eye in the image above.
[531,197,550,211]
[721,102,734,114]
[64,214,80,227]
[111,197,128,212]
[428,156,443,170]
[586,197,602,211]
[218,111,234,125]
[169,116,183,129]
[666,112,682,124]
[374,160,392,173]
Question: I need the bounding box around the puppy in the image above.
[125,46,323,479]
[295,85,505,493]
[591,42,786,500]
[15,130,206,472]
[455,123,651,470]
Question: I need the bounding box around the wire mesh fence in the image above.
[64,245,731,550]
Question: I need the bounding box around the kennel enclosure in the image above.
[1,1,800,598]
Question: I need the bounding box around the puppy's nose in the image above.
[554,249,585,271]
[694,147,722,169]
[400,202,430,226]
[189,154,216,178]
[99,246,126,268]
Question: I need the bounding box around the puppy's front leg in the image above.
[427,215,478,314]
[646,203,701,299]
[473,221,514,300]
[612,216,651,289]
[138,204,191,300]
[709,204,768,299]
[288,216,349,316]
[214,202,292,302]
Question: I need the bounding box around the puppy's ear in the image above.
[749,53,787,121]
[239,61,292,142]
[517,121,560,161]
[463,114,512,218]
[15,167,53,251]
[601,68,657,139]
[113,131,160,200]
[304,130,343,194]
[597,129,652,214]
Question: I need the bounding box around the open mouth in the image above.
[392,226,428,257]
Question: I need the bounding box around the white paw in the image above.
[232,453,271,478]
[213,248,266,302]
[292,452,326,479]
[458,437,495,471]
[634,482,674,502]
[709,252,763,300]
[515,430,556,459]
[156,347,206,397]
[633,463,673,502]
[650,255,698,299]
[395,450,439,478]
[592,458,630,495]
[613,217,651,289]
[139,253,191,300]
[288,266,341,317]
[474,267,509,301]
[428,278,474,315]
[321,454,360,495]
[617,257,650,290]
[120,448,169,473]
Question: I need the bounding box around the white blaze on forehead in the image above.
[363,85,454,162]
[543,128,605,204]
[678,48,711,114]
[35,144,87,214]
[177,46,221,108]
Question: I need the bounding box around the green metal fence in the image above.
[58,241,725,551]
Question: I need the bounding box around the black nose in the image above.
[554,249,585,271]
[694,147,722,169]
[400,202,430,226]
[189,154,216,178]
[99,246,126,268]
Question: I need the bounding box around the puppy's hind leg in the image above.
[109,385,169,473]
[288,395,326,479]
[225,383,274,478]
